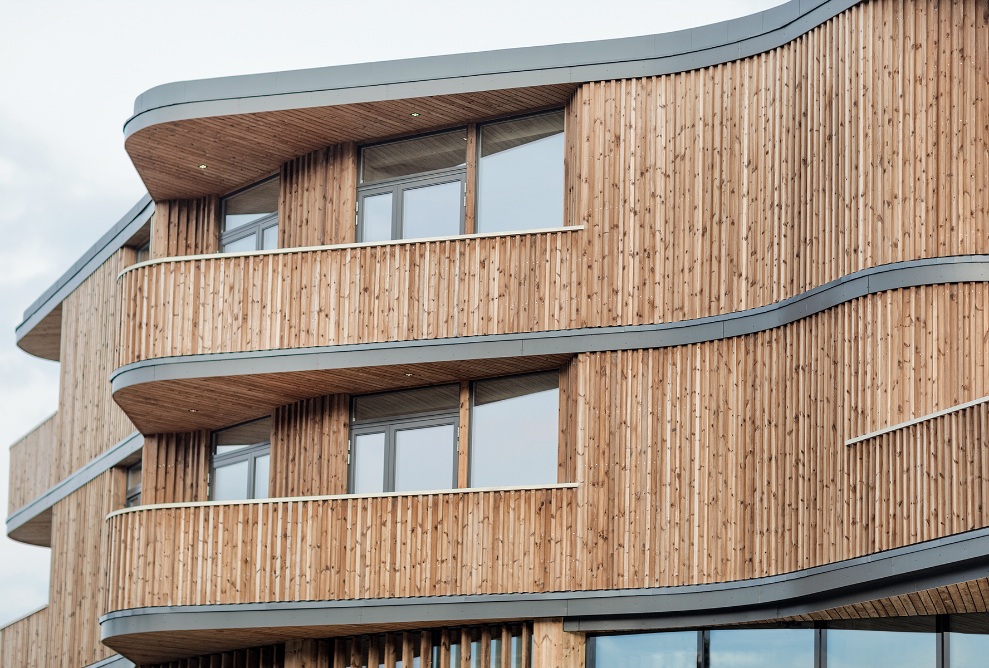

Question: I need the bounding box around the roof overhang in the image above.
[123,0,860,201]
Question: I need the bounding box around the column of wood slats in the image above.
[47,471,121,668]
[7,413,57,513]
[104,486,576,610]
[56,248,136,484]
[147,644,284,668]
[271,396,349,498]
[572,283,989,592]
[142,431,211,504]
[0,606,47,668]
[279,142,357,248]
[117,0,989,366]
[151,196,220,259]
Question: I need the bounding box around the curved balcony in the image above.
[7,414,57,546]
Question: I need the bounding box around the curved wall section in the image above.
[7,413,57,517]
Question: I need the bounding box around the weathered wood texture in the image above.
[142,431,211,504]
[118,0,989,366]
[780,576,989,622]
[533,619,584,668]
[147,644,284,668]
[151,197,220,259]
[280,143,357,249]
[104,486,576,610]
[573,284,989,592]
[0,606,47,668]
[271,396,349,498]
[117,229,581,367]
[48,471,121,668]
[57,249,136,483]
[7,413,57,514]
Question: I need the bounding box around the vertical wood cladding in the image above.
[142,431,211,504]
[271,396,349,498]
[279,143,357,248]
[57,248,136,484]
[7,413,57,513]
[151,196,220,259]
[117,0,989,366]
[572,284,989,592]
[0,606,47,668]
[48,471,121,668]
[147,644,284,668]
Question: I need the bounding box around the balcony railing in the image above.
[8,413,57,516]
[104,484,578,612]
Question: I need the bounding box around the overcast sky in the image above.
[0,0,786,629]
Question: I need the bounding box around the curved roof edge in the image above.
[100,526,989,639]
[125,0,858,138]
[111,255,989,394]
[16,195,152,360]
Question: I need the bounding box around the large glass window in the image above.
[221,176,280,252]
[470,372,559,487]
[350,385,460,494]
[591,631,697,668]
[349,372,561,495]
[477,111,565,233]
[211,418,272,501]
[358,130,467,242]
[827,629,935,668]
[709,629,814,668]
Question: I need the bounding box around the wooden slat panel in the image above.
[271,396,349,498]
[280,143,357,248]
[0,606,47,668]
[151,196,220,259]
[104,486,577,611]
[573,284,989,591]
[57,248,136,483]
[48,471,122,668]
[7,413,57,514]
[142,431,211,504]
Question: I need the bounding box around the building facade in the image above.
[3,0,989,666]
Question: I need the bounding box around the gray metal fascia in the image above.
[124,0,858,137]
[6,431,143,537]
[109,255,989,395]
[99,527,989,641]
[16,195,153,350]
[85,656,135,668]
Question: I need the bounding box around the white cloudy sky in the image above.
[0,0,785,628]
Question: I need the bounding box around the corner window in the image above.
[477,110,564,233]
[211,418,271,501]
[348,371,561,495]
[220,176,279,252]
[124,461,142,508]
[350,385,460,494]
[358,129,468,242]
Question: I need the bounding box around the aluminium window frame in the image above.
[220,175,280,253]
[210,437,271,501]
[357,169,467,242]
[348,397,460,494]
[124,461,142,508]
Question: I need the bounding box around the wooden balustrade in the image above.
[0,606,47,668]
[7,413,57,515]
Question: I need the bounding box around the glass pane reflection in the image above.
[253,454,269,499]
[949,633,989,668]
[212,461,249,501]
[362,193,393,242]
[402,180,461,239]
[709,629,813,668]
[353,432,386,494]
[827,630,935,668]
[222,234,256,253]
[593,631,696,668]
[394,424,456,492]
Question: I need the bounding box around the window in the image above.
[211,418,271,501]
[348,371,561,495]
[356,110,565,243]
[124,461,142,508]
[358,129,468,242]
[477,110,565,233]
[350,385,460,494]
[220,176,279,252]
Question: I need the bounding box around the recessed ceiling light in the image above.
[410,112,421,117]
[189,408,198,413]
[404,373,414,377]
[198,164,208,170]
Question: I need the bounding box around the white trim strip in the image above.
[117,225,584,279]
[845,395,989,447]
[105,482,579,521]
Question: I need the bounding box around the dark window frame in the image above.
[220,175,280,253]
[124,461,142,508]
[348,387,461,494]
[357,169,468,242]
[211,426,271,501]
